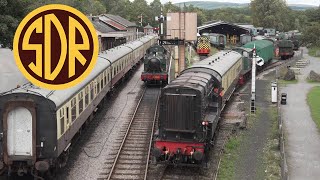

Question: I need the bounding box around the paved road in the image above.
[281,48,320,180]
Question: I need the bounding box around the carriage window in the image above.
[100,77,103,89]
[97,78,100,93]
[66,107,69,123]
[90,82,94,101]
[104,71,106,85]
[78,92,83,114]
[108,73,110,82]
[71,98,76,122]
[60,116,64,136]
[85,86,89,107]
[59,108,64,117]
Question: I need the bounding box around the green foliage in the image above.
[0,0,30,48]
[307,86,320,130]
[0,0,106,48]
[217,136,241,180]
[251,0,294,31]
[300,7,320,47]
[278,79,298,85]
[308,46,320,57]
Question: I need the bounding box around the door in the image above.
[7,107,33,156]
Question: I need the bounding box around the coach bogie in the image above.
[0,35,157,177]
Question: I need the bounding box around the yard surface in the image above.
[217,71,280,180]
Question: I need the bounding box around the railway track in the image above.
[99,87,160,180]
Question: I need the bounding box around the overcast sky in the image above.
[145,0,319,6]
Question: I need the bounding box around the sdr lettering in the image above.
[22,14,89,80]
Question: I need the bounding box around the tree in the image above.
[301,7,320,47]
[301,23,320,47]
[0,0,30,48]
[251,0,292,31]
[149,0,162,27]
[130,0,152,27]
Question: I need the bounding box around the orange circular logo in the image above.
[13,4,99,90]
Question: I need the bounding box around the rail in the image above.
[144,89,160,180]
[106,87,160,180]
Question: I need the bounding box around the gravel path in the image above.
[280,47,320,180]
[57,66,144,180]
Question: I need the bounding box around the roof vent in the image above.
[209,62,211,65]
[218,57,220,59]
[211,60,214,63]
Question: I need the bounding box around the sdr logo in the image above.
[13,4,99,90]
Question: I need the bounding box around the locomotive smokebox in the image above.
[148,58,161,72]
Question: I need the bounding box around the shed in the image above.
[198,21,250,45]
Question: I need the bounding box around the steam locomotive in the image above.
[141,44,169,84]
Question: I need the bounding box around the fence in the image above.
[278,102,289,180]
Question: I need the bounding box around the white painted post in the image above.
[251,45,257,114]
[271,81,278,103]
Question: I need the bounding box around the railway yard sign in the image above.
[13,4,99,90]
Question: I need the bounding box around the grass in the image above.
[217,110,260,179]
[278,79,298,85]
[217,102,281,179]
[217,135,242,180]
[308,46,320,57]
[307,86,320,130]
[185,46,197,67]
[210,47,218,55]
[307,79,320,84]
[262,106,281,180]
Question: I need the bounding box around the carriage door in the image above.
[7,107,33,156]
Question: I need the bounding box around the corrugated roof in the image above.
[89,17,116,33]
[103,14,136,27]
[198,21,250,31]
[99,16,127,31]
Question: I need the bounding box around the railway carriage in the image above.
[0,35,156,177]
[153,51,242,165]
